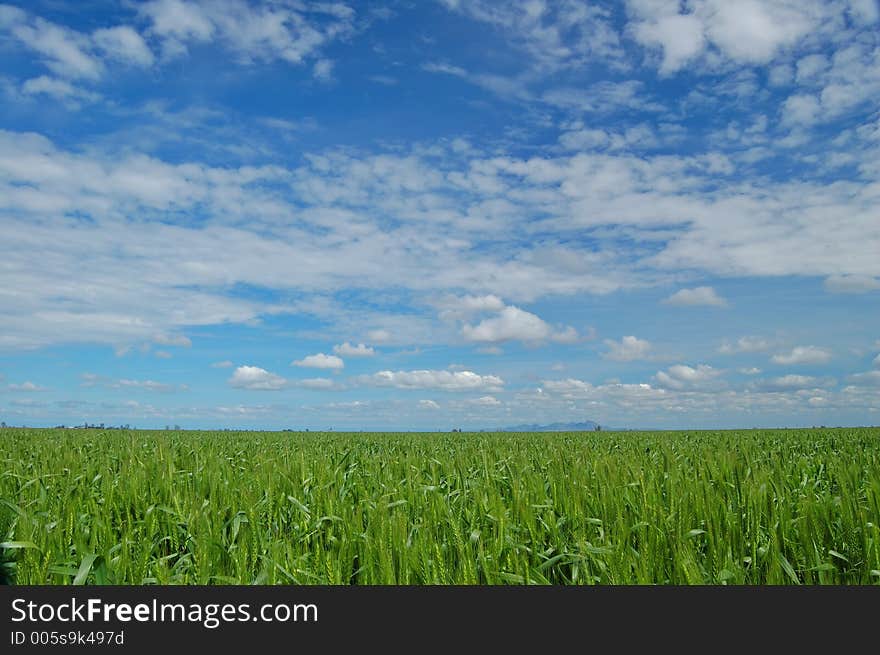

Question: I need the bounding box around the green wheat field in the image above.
[2,427,879,585]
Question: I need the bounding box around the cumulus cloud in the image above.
[538,379,666,406]
[359,369,504,392]
[541,378,595,395]
[824,275,880,294]
[0,8,154,86]
[719,337,772,354]
[114,378,184,393]
[1,127,879,353]
[848,0,880,24]
[20,75,100,105]
[153,333,192,347]
[846,370,880,386]
[436,294,505,321]
[633,13,705,74]
[663,286,727,307]
[228,365,287,390]
[367,329,392,343]
[418,399,440,409]
[292,353,344,370]
[782,94,822,127]
[6,381,47,392]
[78,373,184,392]
[470,395,501,406]
[333,342,375,357]
[312,58,334,82]
[751,374,829,391]
[654,364,722,390]
[771,346,832,366]
[138,0,355,66]
[627,0,823,72]
[437,1,621,72]
[603,336,652,361]
[0,9,103,80]
[92,26,154,67]
[296,377,336,390]
[462,305,577,344]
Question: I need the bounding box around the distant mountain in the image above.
[496,421,604,432]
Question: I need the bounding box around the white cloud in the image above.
[292,353,344,370]
[211,360,234,368]
[139,0,214,44]
[739,367,762,375]
[78,372,184,392]
[368,74,398,86]
[139,0,355,66]
[559,123,666,153]
[702,1,814,64]
[752,374,828,391]
[92,26,154,67]
[541,80,662,114]
[0,119,878,356]
[312,58,334,82]
[437,1,622,73]
[777,40,880,130]
[541,378,595,395]
[462,305,577,344]
[538,378,668,407]
[367,329,392,343]
[874,353,880,368]
[627,0,833,73]
[422,61,467,77]
[603,335,652,361]
[360,369,504,392]
[654,364,722,390]
[782,94,822,127]
[719,336,772,354]
[436,294,505,321]
[418,399,440,409]
[846,370,880,386]
[20,76,99,105]
[228,365,287,390]
[2,11,103,80]
[115,378,183,393]
[796,53,828,83]
[6,381,47,392]
[663,286,727,307]
[333,342,375,357]
[824,275,880,294]
[551,326,580,344]
[296,377,336,390]
[153,333,192,347]
[633,13,705,74]
[771,346,832,366]
[846,372,880,387]
[848,0,879,24]
[471,395,501,406]
[558,128,609,151]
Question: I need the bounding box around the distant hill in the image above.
[496,421,605,432]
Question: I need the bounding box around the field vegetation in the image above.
[1,427,878,584]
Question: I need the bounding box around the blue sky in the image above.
[0,0,878,430]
